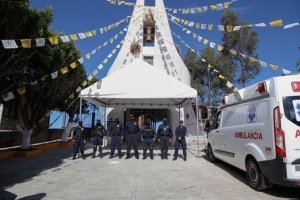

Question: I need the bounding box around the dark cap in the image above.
[130,114,134,117]
[179,120,183,123]
[96,119,100,122]
[163,118,167,121]
[146,119,150,122]
[115,116,119,119]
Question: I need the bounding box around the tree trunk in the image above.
[16,124,33,149]
[61,122,75,142]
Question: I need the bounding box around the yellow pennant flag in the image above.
[178,9,182,12]
[119,31,123,34]
[38,117,45,123]
[208,64,212,68]
[270,64,279,70]
[48,37,58,45]
[177,35,181,39]
[227,26,233,32]
[197,7,203,12]
[112,49,116,54]
[218,45,224,51]
[93,69,98,75]
[110,38,113,43]
[21,39,31,48]
[224,2,230,8]
[233,87,239,92]
[109,0,113,3]
[208,24,213,30]
[210,5,217,11]
[176,18,180,22]
[82,80,87,87]
[92,30,97,35]
[54,107,60,111]
[70,62,76,69]
[182,27,187,31]
[249,56,258,62]
[104,26,107,32]
[185,8,190,14]
[40,75,47,81]
[184,21,189,25]
[218,74,225,79]
[86,53,90,59]
[69,93,74,99]
[85,31,93,37]
[97,46,101,50]
[17,87,26,95]
[103,58,108,63]
[269,19,283,26]
[112,24,115,28]
[203,39,209,44]
[126,18,128,22]
[161,22,165,26]
[193,33,197,38]
[244,24,253,27]
[118,0,121,5]
[230,49,237,55]
[60,67,68,74]
[196,23,200,28]
[120,40,124,44]
[70,34,78,40]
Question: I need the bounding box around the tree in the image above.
[221,10,260,88]
[15,30,87,149]
[296,58,300,72]
[0,0,53,96]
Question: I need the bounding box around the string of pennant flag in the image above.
[1,17,129,49]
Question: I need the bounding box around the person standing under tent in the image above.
[91,119,106,158]
[140,119,156,160]
[173,120,187,161]
[109,116,124,159]
[125,114,140,159]
[157,118,173,160]
[72,121,86,160]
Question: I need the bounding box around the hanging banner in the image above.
[183,98,203,137]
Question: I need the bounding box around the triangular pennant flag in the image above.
[60,36,70,42]
[185,8,190,14]
[249,56,258,62]
[282,69,291,75]
[20,39,31,48]
[218,45,224,51]
[259,60,267,67]
[227,26,233,32]
[270,64,279,70]
[218,74,225,79]
[85,31,93,37]
[93,69,98,75]
[107,54,113,58]
[1,40,18,49]
[208,24,213,30]
[92,30,97,35]
[78,33,86,39]
[98,64,104,70]
[193,33,197,38]
[198,36,202,42]
[173,9,177,13]
[181,19,184,24]
[78,58,83,64]
[208,64,212,68]
[197,7,203,12]
[203,6,208,12]
[40,75,48,81]
[110,38,113,43]
[284,22,299,29]
[214,69,219,73]
[103,58,108,63]
[184,21,189,25]
[99,28,104,34]
[202,58,206,62]
[210,5,217,11]
[87,75,93,81]
[120,40,124,44]
[201,24,207,29]
[188,22,194,27]
[116,44,121,48]
[233,26,242,31]
[210,42,215,48]
[2,92,14,101]
[97,45,102,50]
[186,30,191,34]
[270,19,283,26]
[230,49,237,55]
[69,93,74,99]
[216,3,224,10]
[60,67,69,74]
[70,62,76,69]
[191,8,196,13]
[233,87,239,92]
[218,25,224,31]
[176,18,180,22]
[203,39,209,44]
[91,49,96,55]
[30,81,37,85]
[104,26,107,32]
[182,9,186,14]
[224,2,230,8]
[76,86,82,93]
[86,53,90,59]
[82,80,87,87]
[48,37,58,45]
[226,81,233,88]
[17,87,26,95]
[103,42,107,46]
[196,23,200,28]
[255,23,266,27]
[51,71,58,79]
[35,38,45,47]
[119,31,123,34]
[70,34,78,40]
[112,49,117,54]
[239,53,246,58]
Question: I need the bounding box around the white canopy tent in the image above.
[79,58,201,156]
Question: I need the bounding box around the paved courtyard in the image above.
[0,142,299,200]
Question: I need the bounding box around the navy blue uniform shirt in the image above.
[109,122,124,136]
[175,126,187,137]
[140,126,157,139]
[125,121,140,133]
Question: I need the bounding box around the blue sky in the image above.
[29,0,300,128]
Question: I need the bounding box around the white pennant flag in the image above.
[108,25,111,30]
[78,33,86,39]
[284,22,299,29]
[210,42,216,48]
[226,81,233,88]
[2,40,18,49]
[76,86,82,92]
[35,38,45,47]
[78,57,83,64]
[191,49,195,52]
[116,44,121,48]
[171,16,176,22]
[198,36,203,42]
[178,24,182,27]
[114,34,118,40]
[30,81,37,85]
[203,6,208,12]
[188,22,194,27]
[46,111,52,117]
[2,92,14,101]
[182,9,185,14]
[239,53,246,58]
[259,60,267,67]
[98,64,104,70]
[233,26,242,31]
[186,30,191,34]
[218,25,225,31]
[191,8,196,13]
[107,54,113,58]
[115,22,118,27]
[181,40,185,43]
[202,58,206,62]
[123,28,127,31]
[201,24,207,29]
[91,49,96,55]
[216,3,224,10]
[254,23,266,27]
[60,36,70,42]
[99,28,104,34]
[282,69,291,75]
[214,69,219,73]
[181,19,184,24]
[87,75,93,81]
[173,9,177,13]
[103,41,107,46]
[51,71,58,79]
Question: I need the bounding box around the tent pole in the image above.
[196,96,199,158]
[79,97,82,120]
[104,106,107,129]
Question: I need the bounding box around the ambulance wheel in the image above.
[246,158,263,190]
[208,145,217,163]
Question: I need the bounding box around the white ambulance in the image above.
[207,74,300,190]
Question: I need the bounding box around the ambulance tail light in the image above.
[273,106,286,158]
[221,97,226,105]
[257,82,267,94]
[291,82,300,92]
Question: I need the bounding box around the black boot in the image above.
[173,155,177,161]
[150,155,154,160]
[142,154,146,160]
[184,156,187,161]
[125,155,130,159]
[99,147,102,158]
[92,152,96,158]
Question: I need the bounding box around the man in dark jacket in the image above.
[108,116,124,159]
[141,119,156,160]
[173,120,187,161]
[72,121,86,160]
[125,114,140,159]
[91,119,106,158]
[157,118,173,160]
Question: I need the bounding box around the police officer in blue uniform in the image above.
[173,120,187,161]
[109,116,124,159]
[157,118,173,160]
[141,119,156,160]
[91,119,106,158]
[72,121,86,160]
[125,114,140,159]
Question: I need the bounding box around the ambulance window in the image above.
[214,112,221,129]
[282,96,300,127]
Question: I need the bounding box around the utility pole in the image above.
[208,68,212,118]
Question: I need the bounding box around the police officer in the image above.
[141,119,156,160]
[109,116,124,159]
[173,120,187,161]
[72,121,86,160]
[91,119,106,158]
[125,114,140,159]
[157,118,173,160]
